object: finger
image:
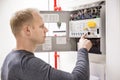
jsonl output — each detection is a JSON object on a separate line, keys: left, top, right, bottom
{"left": 81, "top": 33, "right": 87, "bottom": 39}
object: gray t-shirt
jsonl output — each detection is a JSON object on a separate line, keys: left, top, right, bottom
{"left": 1, "top": 48, "right": 89, "bottom": 80}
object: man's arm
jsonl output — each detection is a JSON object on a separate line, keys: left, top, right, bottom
{"left": 49, "top": 35, "right": 92, "bottom": 80}
{"left": 49, "top": 48, "right": 89, "bottom": 80}
{"left": 23, "top": 48, "right": 90, "bottom": 80}
{"left": 23, "top": 35, "right": 92, "bottom": 80}
{"left": 72, "top": 48, "right": 89, "bottom": 80}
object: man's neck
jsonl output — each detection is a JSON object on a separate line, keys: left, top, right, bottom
{"left": 16, "top": 38, "right": 36, "bottom": 53}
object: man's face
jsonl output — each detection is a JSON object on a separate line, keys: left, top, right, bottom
{"left": 30, "top": 12, "right": 48, "bottom": 44}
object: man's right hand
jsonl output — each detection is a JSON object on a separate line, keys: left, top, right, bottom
{"left": 77, "top": 34, "right": 92, "bottom": 51}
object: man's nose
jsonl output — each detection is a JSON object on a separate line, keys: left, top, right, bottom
{"left": 45, "top": 27, "right": 48, "bottom": 32}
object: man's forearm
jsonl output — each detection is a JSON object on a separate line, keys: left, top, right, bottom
{"left": 72, "top": 48, "right": 89, "bottom": 80}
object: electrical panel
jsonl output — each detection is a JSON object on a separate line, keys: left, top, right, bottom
{"left": 69, "top": 2, "right": 106, "bottom": 54}
{"left": 69, "top": 18, "right": 101, "bottom": 38}
{"left": 35, "top": 1, "right": 105, "bottom": 54}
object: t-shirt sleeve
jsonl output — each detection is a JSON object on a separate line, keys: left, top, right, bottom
{"left": 22, "top": 48, "right": 89, "bottom": 80}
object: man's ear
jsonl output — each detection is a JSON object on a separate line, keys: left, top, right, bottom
{"left": 23, "top": 25, "right": 31, "bottom": 36}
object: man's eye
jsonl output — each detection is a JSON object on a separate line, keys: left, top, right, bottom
{"left": 39, "top": 24, "right": 44, "bottom": 28}
{"left": 39, "top": 26, "right": 41, "bottom": 28}
{"left": 42, "top": 26, "right": 44, "bottom": 28}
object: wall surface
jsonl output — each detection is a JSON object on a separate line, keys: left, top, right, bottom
{"left": 106, "top": 0, "right": 120, "bottom": 80}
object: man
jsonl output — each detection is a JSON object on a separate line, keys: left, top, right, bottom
{"left": 1, "top": 8, "right": 92, "bottom": 80}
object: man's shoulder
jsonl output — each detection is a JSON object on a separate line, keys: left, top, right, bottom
{"left": 4, "top": 50, "right": 34, "bottom": 67}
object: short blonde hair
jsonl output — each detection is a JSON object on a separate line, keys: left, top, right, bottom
{"left": 10, "top": 8, "right": 39, "bottom": 37}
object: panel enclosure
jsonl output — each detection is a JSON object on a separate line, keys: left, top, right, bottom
{"left": 35, "top": 1, "right": 105, "bottom": 54}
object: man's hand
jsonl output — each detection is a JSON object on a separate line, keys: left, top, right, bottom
{"left": 77, "top": 34, "right": 92, "bottom": 51}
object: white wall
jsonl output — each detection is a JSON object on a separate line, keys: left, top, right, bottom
{"left": 106, "top": 0, "right": 120, "bottom": 80}
{"left": 49, "top": 51, "right": 77, "bottom": 73}
{"left": 0, "top": 0, "right": 49, "bottom": 74}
